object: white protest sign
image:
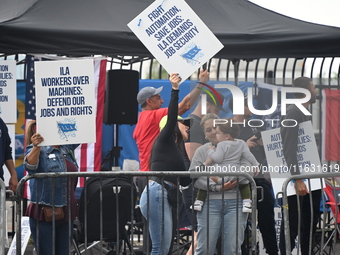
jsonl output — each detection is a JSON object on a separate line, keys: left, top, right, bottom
{"left": 3, "top": 124, "right": 15, "bottom": 186}
{"left": 35, "top": 59, "right": 96, "bottom": 146}
{"left": 262, "top": 121, "right": 323, "bottom": 196}
{"left": 0, "top": 60, "right": 16, "bottom": 123}
{"left": 7, "top": 216, "right": 31, "bottom": 255}
{"left": 128, "top": 0, "right": 224, "bottom": 82}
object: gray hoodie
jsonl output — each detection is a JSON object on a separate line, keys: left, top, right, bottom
{"left": 189, "top": 142, "right": 243, "bottom": 200}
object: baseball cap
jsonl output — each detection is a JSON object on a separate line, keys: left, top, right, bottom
{"left": 159, "top": 115, "right": 192, "bottom": 131}
{"left": 203, "top": 91, "right": 228, "bottom": 113}
{"left": 137, "top": 86, "right": 163, "bottom": 105}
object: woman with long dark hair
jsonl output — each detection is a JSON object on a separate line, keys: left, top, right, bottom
{"left": 24, "top": 120, "right": 79, "bottom": 255}
{"left": 139, "top": 73, "right": 192, "bottom": 255}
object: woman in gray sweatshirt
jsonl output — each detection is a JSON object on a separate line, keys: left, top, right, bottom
{"left": 189, "top": 114, "right": 248, "bottom": 255}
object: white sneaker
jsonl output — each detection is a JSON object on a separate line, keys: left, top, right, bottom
{"left": 190, "top": 200, "right": 204, "bottom": 211}
{"left": 242, "top": 200, "right": 252, "bottom": 213}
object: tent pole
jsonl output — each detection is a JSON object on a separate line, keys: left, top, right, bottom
{"left": 232, "top": 59, "right": 240, "bottom": 87}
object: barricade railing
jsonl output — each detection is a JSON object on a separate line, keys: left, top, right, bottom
{"left": 14, "top": 171, "right": 257, "bottom": 255}
{"left": 0, "top": 179, "right": 6, "bottom": 255}
{"left": 279, "top": 172, "right": 340, "bottom": 255}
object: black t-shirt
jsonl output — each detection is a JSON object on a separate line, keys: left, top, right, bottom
{"left": 185, "top": 113, "right": 207, "bottom": 145}
{"left": 0, "top": 117, "right": 12, "bottom": 180}
{"left": 150, "top": 89, "right": 191, "bottom": 186}
{"left": 280, "top": 104, "right": 311, "bottom": 175}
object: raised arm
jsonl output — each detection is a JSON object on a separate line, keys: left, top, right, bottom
{"left": 178, "top": 69, "right": 209, "bottom": 115}
{"left": 160, "top": 74, "right": 181, "bottom": 138}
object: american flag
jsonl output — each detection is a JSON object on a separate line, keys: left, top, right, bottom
{"left": 25, "top": 55, "right": 37, "bottom": 124}
{"left": 74, "top": 57, "right": 107, "bottom": 187}
{"left": 322, "top": 89, "right": 340, "bottom": 161}
{"left": 24, "top": 55, "right": 107, "bottom": 190}
{"left": 23, "top": 55, "right": 39, "bottom": 198}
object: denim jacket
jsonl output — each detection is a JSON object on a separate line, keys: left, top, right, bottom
{"left": 24, "top": 144, "right": 79, "bottom": 206}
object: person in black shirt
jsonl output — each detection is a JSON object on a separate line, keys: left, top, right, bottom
{"left": 139, "top": 73, "right": 192, "bottom": 255}
{"left": 0, "top": 117, "right": 18, "bottom": 191}
{"left": 279, "top": 77, "right": 320, "bottom": 255}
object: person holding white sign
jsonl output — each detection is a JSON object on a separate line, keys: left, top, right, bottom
{"left": 23, "top": 120, "right": 79, "bottom": 255}
{"left": 134, "top": 69, "right": 208, "bottom": 254}
{"left": 139, "top": 73, "right": 192, "bottom": 255}
{"left": 279, "top": 77, "right": 321, "bottom": 255}
{"left": 0, "top": 117, "right": 18, "bottom": 191}
{"left": 134, "top": 69, "right": 209, "bottom": 173}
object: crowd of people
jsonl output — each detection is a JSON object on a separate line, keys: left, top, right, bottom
{"left": 134, "top": 72, "right": 319, "bottom": 255}
{"left": 2, "top": 71, "right": 321, "bottom": 255}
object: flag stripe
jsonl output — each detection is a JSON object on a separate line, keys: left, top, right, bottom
{"left": 321, "top": 90, "right": 326, "bottom": 161}
{"left": 95, "top": 59, "right": 107, "bottom": 170}
{"left": 76, "top": 58, "right": 107, "bottom": 187}
{"left": 23, "top": 55, "right": 39, "bottom": 199}
{"left": 322, "top": 89, "right": 340, "bottom": 161}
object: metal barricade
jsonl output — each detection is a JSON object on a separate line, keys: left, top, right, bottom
{"left": 279, "top": 172, "right": 340, "bottom": 255}
{"left": 14, "top": 171, "right": 258, "bottom": 255}
{"left": 0, "top": 179, "right": 6, "bottom": 255}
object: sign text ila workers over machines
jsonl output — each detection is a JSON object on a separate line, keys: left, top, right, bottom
{"left": 35, "top": 59, "right": 96, "bottom": 146}
{"left": 128, "top": 0, "right": 224, "bottom": 82}
{"left": 261, "top": 121, "right": 323, "bottom": 196}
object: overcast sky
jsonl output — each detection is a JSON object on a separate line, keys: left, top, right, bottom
{"left": 249, "top": 0, "right": 340, "bottom": 27}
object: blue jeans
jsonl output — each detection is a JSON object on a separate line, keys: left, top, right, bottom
{"left": 195, "top": 199, "right": 248, "bottom": 255}
{"left": 140, "top": 181, "right": 173, "bottom": 255}
{"left": 29, "top": 218, "right": 71, "bottom": 255}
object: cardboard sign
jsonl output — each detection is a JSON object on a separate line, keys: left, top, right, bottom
{"left": 7, "top": 216, "right": 31, "bottom": 255}
{"left": 35, "top": 59, "right": 96, "bottom": 146}
{"left": 128, "top": 0, "right": 224, "bottom": 82}
{"left": 0, "top": 60, "right": 16, "bottom": 123}
{"left": 262, "top": 121, "right": 323, "bottom": 196}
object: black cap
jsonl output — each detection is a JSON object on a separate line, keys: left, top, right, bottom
{"left": 178, "top": 117, "right": 192, "bottom": 127}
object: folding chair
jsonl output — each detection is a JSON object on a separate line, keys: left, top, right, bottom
{"left": 73, "top": 176, "right": 137, "bottom": 254}
{"left": 312, "top": 178, "right": 340, "bottom": 255}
